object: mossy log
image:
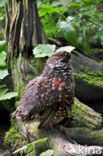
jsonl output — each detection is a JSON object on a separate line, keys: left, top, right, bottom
{"left": 16, "top": 98, "right": 103, "bottom": 156}
{"left": 61, "top": 127, "right": 103, "bottom": 146}
{"left": 71, "top": 50, "right": 103, "bottom": 101}
{"left": 69, "top": 98, "right": 103, "bottom": 129}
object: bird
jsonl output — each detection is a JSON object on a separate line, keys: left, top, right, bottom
{"left": 12, "top": 51, "right": 75, "bottom": 128}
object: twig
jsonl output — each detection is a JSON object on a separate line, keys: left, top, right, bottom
{"left": 94, "top": 0, "right": 103, "bottom": 13}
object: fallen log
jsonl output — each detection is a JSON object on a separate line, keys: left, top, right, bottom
{"left": 61, "top": 127, "right": 103, "bottom": 146}
{"left": 71, "top": 50, "right": 103, "bottom": 101}
{"left": 68, "top": 98, "right": 103, "bottom": 129}
{"left": 16, "top": 98, "right": 103, "bottom": 156}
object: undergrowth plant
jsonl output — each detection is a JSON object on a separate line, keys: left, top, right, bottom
{"left": 38, "top": 4, "right": 67, "bottom": 37}
{"left": 0, "top": 41, "right": 18, "bottom": 111}
{"left": 0, "top": 1, "right": 6, "bottom": 40}
{"left": 13, "top": 138, "right": 54, "bottom": 156}
{"left": 38, "top": 0, "right": 103, "bottom": 52}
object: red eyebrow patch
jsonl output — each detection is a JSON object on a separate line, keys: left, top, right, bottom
{"left": 53, "top": 80, "right": 60, "bottom": 87}
{"left": 60, "top": 52, "right": 65, "bottom": 55}
{"left": 59, "top": 82, "right": 66, "bottom": 88}
{"left": 59, "top": 83, "right": 65, "bottom": 88}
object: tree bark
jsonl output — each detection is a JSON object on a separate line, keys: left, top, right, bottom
{"left": 5, "top": 0, "right": 47, "bottom": 93}
{"left": 5, "top": 0, "right": 47, "bottom": 58}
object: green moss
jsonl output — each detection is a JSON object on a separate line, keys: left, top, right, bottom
{"left": 4, "top": 56, "right": 46, "bottom": 149}
{"left": 100, "top": 61, "right": 103, "bottom": 65}
{"left": 91, "top": 48, "right": 103, "bottom": 53}
{"left": 68, "top": 98, "right": 88, "bottom": 118}
{"left": 92, "top": 129, "right": 103, "bottom": 139}
{"left": 74, "top": 66, "right": 103, "bottom": 87}
{"left": 11, "top": 56, "right": 45, "bottom": 98}
{"left": 15, "top": 100, "right": 20, "bottom": 108}
{"left": 4, "top": 119, "right": 25, "bottom": 149}
{"left": 10, "top": 54, "right": 24, "bottom": 99}
{"left": 73, "top": 50, "right": 82, "bottom": 56}
{"left": 34, "top": 58, "right": 45, "bottom": 75}
{"left": 28, "top": 120, "right": 40, "bottom": 136}
{"left": 68, "top": 98, "right": 100, "bottom": 128}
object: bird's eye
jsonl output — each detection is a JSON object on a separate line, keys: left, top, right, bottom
{"left": 60, "top": 52, "right": 65, "bottom": 55}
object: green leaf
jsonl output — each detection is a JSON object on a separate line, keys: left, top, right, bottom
{"left": 59, "top": 6, "right": 67, "bottom": 12}
{"left": 39, "top": 9, "right": 48, "bottom": 17}
{"left": 26, "top": 144, "right": 34, "bottom": 154}
{"left": 13, "top": 145, "right": 27, "bottom": 154}
{"left": 56, "top": 46, "right": 75, "bottom": 53}
{"left": 13, "top": 138, "right": 47, "bottom": 155}
{"left": 0, "top": 86, "right": 18, "bottom": 101}
{"left": 40, "top": 149, "right": 54, "bottom": 156}
{"left": 64, "top": 23, "right": 77, "bottom": 45}
{"left": 57, "top": 21, "right": 78, "bottom": 46}
{"left": 39, "top": 4, "right": 60, "bottom": 17}
{"left": 70, "top": 2, "right": 81, "bottom": 7}
{"left": 0, "top": 51, "right": 6, "bottom": 67}
{"left": 0, "top": 92, "right": 18, "bottom": 101}
{"left": 95, "top": 0, "right": 99, "bottom": 3}
{"left": 44, "top": 23, "right": 56, "bottom": 37}
{"left": 0, "top": 0, "right": 6, "bottom": 7}
{"left": 0, "top": 69, "right": 8, "bottom": 79}
{"left": 66, "top": 16, "right": 74, "bottom": 22}
{"left": 0, "top": 88, "right": 8, "bottom": 94}
{"left": 32, "top": 138, "right": 47, "bottom": 144}
{"left": 40, "top": 4, "right": 53, "bottom": 10}
{"left": 51, "top": 7, "right": 59, "bottom": 13}
{"left": 0, "top": 40, "right": 6, "bottom": 52}
{"left": 33, "top": 44, "right": 56, "bottom": 58}
{"left": 39, "top": 4, "right": 53, "bottom": 17}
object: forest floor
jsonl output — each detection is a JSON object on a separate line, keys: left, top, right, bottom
{"left": 0, "top": 124, "right": 10, "bottom": 156}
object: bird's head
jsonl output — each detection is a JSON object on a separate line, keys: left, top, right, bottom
{"left": 43, "top": 51, "right": 72, "bottom": 76}
{"left": 54, "top": 51, "right": 71, "bottom": 62}
{"left": 48, "top": 51, "right": 71, "bottom": 65}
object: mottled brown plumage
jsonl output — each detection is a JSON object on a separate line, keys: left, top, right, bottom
{"left": 12, "top": 51, "right": 75, "bottom": 128}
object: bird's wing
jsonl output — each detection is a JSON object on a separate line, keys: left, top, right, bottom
{"left": 13, "top": 76, "right": 44, "bottom": 119}
{"left": 37, "top": 76, "right": 68, "bottom": 108}
{"left": 13, "top": 76, "right": 68, "bottom": 119}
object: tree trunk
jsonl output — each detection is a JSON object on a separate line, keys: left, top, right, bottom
{"left": 5, "top": 0, "right": 47, "bottom": 93}
{"left": 5, "top": 0, "right": 47, "bottom": 58}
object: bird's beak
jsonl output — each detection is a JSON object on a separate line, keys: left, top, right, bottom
{"left": 66, "top": 53, "right": 71, "bottom": 59}
{"left": 62, "top": 53, "right": 71, "bottom": 62}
